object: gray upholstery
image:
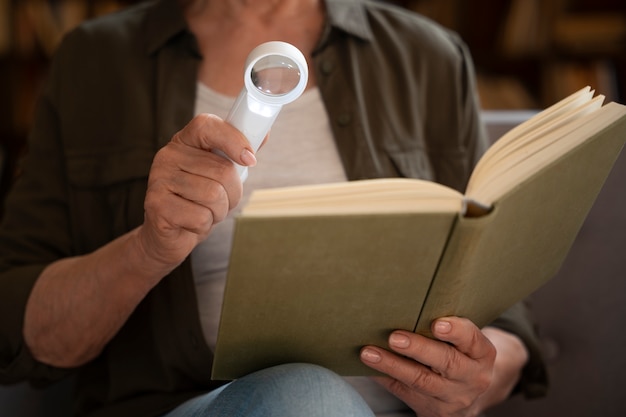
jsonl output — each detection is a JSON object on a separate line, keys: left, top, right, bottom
{"left": 486, "top": 112, "right": 626, "bottom": 416}
{"left": 1, "top": 112, "right": 625, "bottom": 416}
{"left": 0, "top": 378, "right": 73, "bottom": 417}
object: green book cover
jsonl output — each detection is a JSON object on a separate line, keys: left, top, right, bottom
{"left": 212, "top": 93, "right": 626, "bottom": 380}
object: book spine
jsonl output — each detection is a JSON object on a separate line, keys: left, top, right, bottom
{"left": 414, "top": 214, "right": 491, "bottom": 337}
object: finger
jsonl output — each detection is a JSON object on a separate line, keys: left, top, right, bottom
{"left": 169, "top": 173, "right": 232, "bottom": 223}
{"left": 385, "top": 330, "right": 460, "bottom": 377}
{"left": 163, "top": 142, "right": 243, "bottom": 210}
{"left": 173, "top": 113, "right": 257, "bottom": 167}
{"left": 376, "top": 329, "right": 488, "bottom": 382}
{"left": 360, "top": 345, "right": 446, "bottom": 397}
{"left": 142, "top": 190, "right": 217, "bottom": 266}
{"left": 145, "top": 178, "right": 229, "bottom": 236}
{"left": 432, "top": 317, "right": 496, "bottom": 363}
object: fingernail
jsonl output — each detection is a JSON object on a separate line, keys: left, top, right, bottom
{"left": 240, "top": 149, "right": 257, "bottom": 167}
{"left": 434, "top": 320, "right": 452, "bottom": 334}
{"left": 360, "top": 348, "right": 382, "bottom": 363}
{"left": 389, "top": 332, "right": 410, "bottom": 348}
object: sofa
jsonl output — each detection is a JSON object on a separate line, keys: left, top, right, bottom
{"left": 484, "top": 112, "right": 626, "bottom": 416}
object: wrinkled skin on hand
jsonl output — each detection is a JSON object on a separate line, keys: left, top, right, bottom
{"left": 361, "top": 316, "right": 526, "bottom": 417}
{"left": 140, "top": 113, "right": 255, "bottom": 269}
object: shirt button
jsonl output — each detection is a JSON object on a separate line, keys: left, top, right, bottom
{"left": 337, "top": 113, "right": 352, "bottom": 126}
{"left": 320, "top": 60, "right": 334, "bottom": 75}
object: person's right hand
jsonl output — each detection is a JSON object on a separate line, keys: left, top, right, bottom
{"left": 139, "top": 113, "right": 256, "bottom": 270}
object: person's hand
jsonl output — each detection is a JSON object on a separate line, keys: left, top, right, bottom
{"left": 139, "top": 113, "right": 256, "bottom": 270}
{"left": 360, "top": 317, "right": 526, "bottom": 417}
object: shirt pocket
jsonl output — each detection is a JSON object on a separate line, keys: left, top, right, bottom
{"left": 386, "top": 145, "right": 471, "bottom": 192}
{"left": 65, "top": 147, "right": 155, "bottom": 253}
{"left": 385, "top": 146, "right": 436, "bottom": 182}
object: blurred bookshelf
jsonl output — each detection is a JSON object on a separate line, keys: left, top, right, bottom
{"left": 394, "top": 0, "right": 626, "bottom": 110}
{"left": 1, "top": 0, "right": 625, "bottom": 212}
{"left": 0, "top": 0, "right": 140, "bottom": 215}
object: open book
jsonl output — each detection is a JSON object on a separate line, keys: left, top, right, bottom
{"left": 212, "top": 87, "right": 626, "bottom": 379}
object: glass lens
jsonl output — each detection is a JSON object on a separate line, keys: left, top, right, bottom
{"left": 250, "top": 55, "right": 302, "bottom": 96}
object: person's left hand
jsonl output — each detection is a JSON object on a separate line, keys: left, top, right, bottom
{"left": 359, "top": 317, "right": 498, "bottom": 417}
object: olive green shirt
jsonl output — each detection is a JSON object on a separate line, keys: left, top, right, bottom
{"left": 0, "top": 0, "right": 547, "bottom": 416}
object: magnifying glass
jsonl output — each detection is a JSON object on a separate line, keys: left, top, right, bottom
{"left": 224, "top": 41, "right": 309, "bottom": 181}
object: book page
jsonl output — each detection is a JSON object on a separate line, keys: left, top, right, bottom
{"left": 241, "top": 178, "right": 464, "bottom": 216}
{"left": 467, "top": 95, "right": 605, "bottom": 201}
{"left": 469, "top": 86, "right": 595, "bottom": 189}
{"left": 480, "top": 95, "right": 604, "bottom": 168}
{"left": 469, "top": 102, "right": 626, "bottom": 204}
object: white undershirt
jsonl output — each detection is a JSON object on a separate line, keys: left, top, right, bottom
{"left": 191, "top": 83, "right": 409, "bottom": 415}
{"left": 191, "top": 83, "right": 346, "bottom": 352}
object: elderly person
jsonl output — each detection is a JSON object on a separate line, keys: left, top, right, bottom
{"left": 0, "top": 1, "right": 546, "bottom": 416}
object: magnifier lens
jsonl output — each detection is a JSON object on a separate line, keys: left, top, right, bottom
{"left": 250, "top": 55, "right": 302, "bottom": 96}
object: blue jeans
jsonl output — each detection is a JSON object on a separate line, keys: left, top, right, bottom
{"left": 162, "top": 363, "right": 376, "bottom": 417}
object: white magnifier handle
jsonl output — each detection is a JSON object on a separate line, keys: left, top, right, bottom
{"left": 222, "top": 41, "right": 308, "bottom": 181}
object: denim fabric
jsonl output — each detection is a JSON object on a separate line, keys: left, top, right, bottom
{"left": 162, "top": 363, "right": 375, "bottom": 417}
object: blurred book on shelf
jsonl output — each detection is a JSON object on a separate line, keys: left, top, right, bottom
{"left": 0, "top": 0, "right": 138, "bottom": 216}
{"left": 552, "top": 13, "right": 626, "bottom": 55}
{"left": 476, "top": 75, "right": 537, "bottom": 110}
{"left": 0, "top": 0, "right": 9, "bottom": 55}
{"left": 405, "top": 0, "right": 626, "bottom": 110}
{"left": 543, "top": 60, "right": 620, "bottom": 107}
{"left": 499, "top": 0, "right": 551, "bottom": 58}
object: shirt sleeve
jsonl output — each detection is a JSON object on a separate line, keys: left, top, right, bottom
{"left": 0, "top": 58, "right": 76, "bottom": 385}
{"left": 489, "top": 302, "right": 549, "bottom": 398}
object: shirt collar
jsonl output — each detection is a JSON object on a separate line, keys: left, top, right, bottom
{"left": 142, "top": 0, "right": 193, "bottom": 55}
{"left": 324, "top": 0, "right": 373, "bottom": 41}
{"left": 141, "top": 0, "right": 373, "bottom": 55}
